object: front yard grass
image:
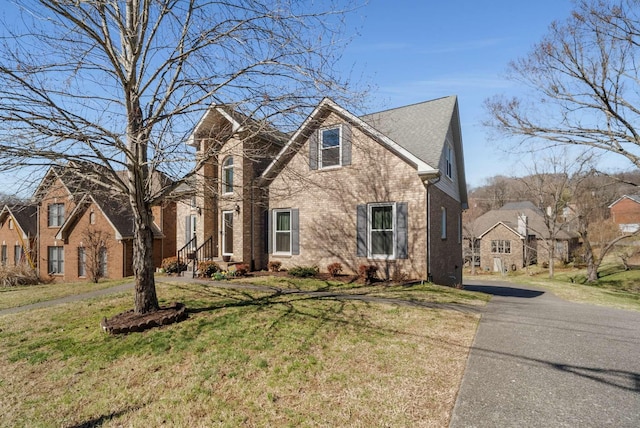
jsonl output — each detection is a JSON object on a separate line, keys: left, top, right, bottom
{"left": 0, "top": 279, "right": 485, "bottom": 427}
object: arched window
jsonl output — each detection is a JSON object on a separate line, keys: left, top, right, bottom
{"left": 222, "top": 156, "right": 234, "bottom": 194}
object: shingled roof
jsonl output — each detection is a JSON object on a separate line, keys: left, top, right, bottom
{"left": 360, "top": 96, "right": 462, "bottom": 172}
{"left": 0, "top": 204, "right": 37, "bottom": 237}
{"left": 472, "top": 201, "right": 576, "bottom": 240}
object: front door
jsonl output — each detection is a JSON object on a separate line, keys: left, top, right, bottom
{"left": 493, "top": 257, "right": 503, "bottom": 273}
{"left": 222, "top": 211, "right": 234, "bottom": 256}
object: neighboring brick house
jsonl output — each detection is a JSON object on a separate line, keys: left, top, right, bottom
{"left": 33, "top": 165, "right": 176, "bottom": 281}
{"left": 0, "top": 204, "right": 38, "bottom": 268}
{"left": 189, "top": 96, "right": 468, "bottom": 285}
{"left": 468, "top": 201, "right": 579, "bottom": 272}
{"left": 608, "top": 195, "right": 640, "bottom": 232}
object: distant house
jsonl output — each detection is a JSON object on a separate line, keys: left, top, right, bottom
{"left": 32, "top": 165, "right": 176, "bottom": 281}
{"left": 187, "top": 96, "right": 468, "bottom": 285}
{"left": 0, "top": 204, "right": 38, "bottom": 268}
{"left": 608, "top": 195, "right": 640, "bottom": 232}
{"left": 467, "top": 201, "right": 579, "bottom": 272}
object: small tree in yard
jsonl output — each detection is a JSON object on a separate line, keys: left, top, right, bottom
{"left": 81, "top": 229, "right": 111, "bottom": 284}
{"left": 0, "top": 1, "right": 360, "bottom": 315}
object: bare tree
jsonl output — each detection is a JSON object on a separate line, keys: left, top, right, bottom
{"left": 572, "top": 172, "right": 639, "bottom": 282}
{"left": 485, "top": 0, "right": 640, "bottom": 173}
{"left": 0, "top": 1, "right": 360, "bottom": 314}
{"left": 80, "top": 228, "right": 112, "bottom": 283}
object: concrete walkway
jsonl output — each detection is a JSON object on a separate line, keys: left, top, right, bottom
{"left": 450, "top": 279, "right": 640, "bottom": 428}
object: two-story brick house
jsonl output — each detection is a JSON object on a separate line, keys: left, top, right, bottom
{"left": 0, "top": 204, "right": 38, "bottom": 268}
{"left": 32, "top": 165, "right": 176, "bottom": 281}
{"left": 189, "top": 96, "right": 467, "bottom": 285}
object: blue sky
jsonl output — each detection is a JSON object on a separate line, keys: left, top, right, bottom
{"left": 0, "top": 0, "right": 577, "bottom": 196}
{"left": 339, "top": 0, "right": 575, "bottom": 188}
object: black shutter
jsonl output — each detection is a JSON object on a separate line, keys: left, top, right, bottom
{"left": 267, "top": 210, "right": 273, "bottom": 254}
{"left": 291, "top": 208, "right": 300, "bottom": 255}
{"left": 396, "top": 202, "right": 408, "bottom": 259}
{"left": 308, "top": 131, "right": 318, "bottom": 170}
{"left": 356, "top": 204, "right": 367, "bottom": 257}
{"left": 342, "top": 123, "right": 352, "bottom": 166}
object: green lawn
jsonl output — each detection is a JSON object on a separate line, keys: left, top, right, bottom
{"left": 0, "top": 279, "right": 485, "bottom": 427}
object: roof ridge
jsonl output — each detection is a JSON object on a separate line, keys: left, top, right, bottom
{"left": 360, "top": 95, "right": 456, "bottom": 117}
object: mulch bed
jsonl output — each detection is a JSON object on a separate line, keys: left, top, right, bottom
{"left": 101, "top": 302, "right": 187, "bottom": 335}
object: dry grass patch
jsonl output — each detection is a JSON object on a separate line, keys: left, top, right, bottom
{"left": 0, "top": 281, "right": 482, "bottom": 427}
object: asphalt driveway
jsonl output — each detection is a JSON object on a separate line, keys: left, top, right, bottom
{"left": 450, "top": 279, "right": 640, "bottom": 427}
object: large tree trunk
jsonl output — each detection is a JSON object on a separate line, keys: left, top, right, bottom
{"left": 132, "top": 202, "right": 159, "bottom": 314}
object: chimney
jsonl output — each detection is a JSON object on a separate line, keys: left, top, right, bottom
{"left": 518, "top": 214, "right": 527, "bottom": 236}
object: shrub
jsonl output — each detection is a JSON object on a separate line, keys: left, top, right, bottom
{"left": 198, "top": 260, "right": 220, "bottom": 277}
{"left": 358, "top": 264, "right": 378, "bottom": 284}
{"left": 234, "top": 263, "right": 248, "bottom": 277}
{"left": 288, "top": 265, "right": 319, "bottom": 278}
{"left": 0, "top": 265, "right": 42, "bottom": 287}
{"left": 327, "top": 262, "right": 343, "bottom": 277}
{"left": 161, "top": 257, "right": 187, "bottom": 274}
{"left": 268, "top": 261, "right": 282, "bottom": 272}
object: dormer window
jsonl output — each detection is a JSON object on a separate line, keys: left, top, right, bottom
{"left": 320, "top": 127, "right": 341, "bottom": 168}
{"left": 222, "top": 156, "right": 234, "bottom": 194}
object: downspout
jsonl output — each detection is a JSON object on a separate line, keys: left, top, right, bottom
{"left": 419, "top": 171, "right": 440, "bottom": 282}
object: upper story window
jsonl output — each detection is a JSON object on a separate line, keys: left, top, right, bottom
{"left": 445, "top": 144, "right": 454, "bottom": 179}
{"left": 320, "top": 127, "right": 341, "bottom": 168}
{"left": 8, "top": 218, "right": 14, "bottom": 229}
{"left": 89, "top": 211, "right": 96, "bottom": 225}
{"left": 222, "top": 156, "right": 234, "bottom": 194}
{"left": 48, "top": 203, "right": 65, "bottom": 227}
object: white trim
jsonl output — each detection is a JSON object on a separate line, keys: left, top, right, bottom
{"left": 273, "top": 209, "right": 292, "bottom": 256}
{"left": 319, "top": 125, "right": 342, "bottom": 169}
{"left": 367, "top": 202, "right": 396, "bottom": 259}
{"left": 222, "top": 156, "right": 234, "bottom": 195}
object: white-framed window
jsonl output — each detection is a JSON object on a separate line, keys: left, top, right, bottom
{"left": 320, "top": 127, "right": 341, "bottom": 169}
{"left": 273, "top": 209, "right": 292, "bottom": 255}
{"left": 99, "top": 247, "right": 108, "bottom": 277}
{"left": 445, "top": 144, "right": 453, "bottom": 179}
{"left": 1, "top": 245, "right": 6, "bottom": 266}
{"left": 491, "top": 240, "right": 511, "bottom": 254}
{"left": 48, "top": 203, "right": 65, "bottom": 227}
{"left": 48, "top": 246, "right": 64, "bottom": 274}
{"left": 222, "top": 156, "right": 234, "bottom": 194}
{"left": 78, "top": 247, "right": 86, "bottom": 277}
{"left": 441, "top": 207, "right": 447, "bottom": 239}
{"left": 14, "top": 245, "right": 22, "bottom": 265}
{"left": 369, "top": 203, "right": 395, "bottom": 258}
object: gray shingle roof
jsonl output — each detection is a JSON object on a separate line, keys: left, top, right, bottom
{"left": 360, "top": 96, "right": 458, "bottom": 170}
{"left": 473, "top": 202, "right": 576, "bottom": 240}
